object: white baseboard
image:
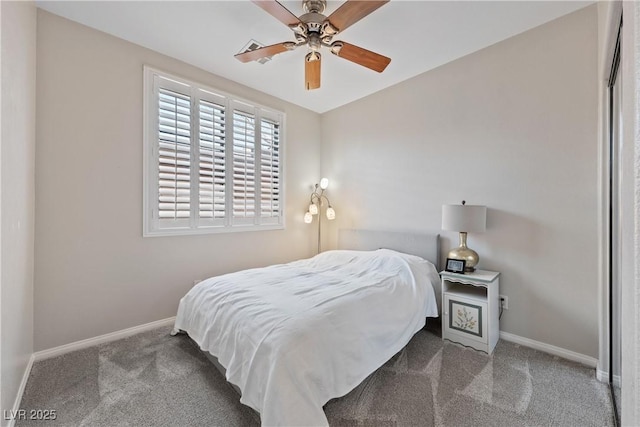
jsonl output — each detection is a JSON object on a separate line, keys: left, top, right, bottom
{"left": 499, "top": 331, "right": 598, "bottom": 368}
{"left": 613, "top": 374, "right": 621, "bottom": 387}
{"left": 6, "top": 354, "right": 35, "bottom": 427}
{"left": 596, "top": 368, "right": 621, "bottom": 386}
{"left": 597, "top": 368, "right": 608, "bottom": 383}
{"left": 33, "top": 317, "right": 176, "bottom": 362}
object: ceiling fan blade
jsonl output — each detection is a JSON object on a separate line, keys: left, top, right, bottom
{"left": 305, "top": 52, "right": 321, "bottom": 90}
{"left": 331, "top": 41, "right": 390, "bottom": 73}
{"left": 326, "top": 0, "right": 388, "bottom": 33}
{"left": 235, "top": 42, "right": 294, "bottom": 63}
{"left": 252, "top": 0, "right": 302, "bottom": 27}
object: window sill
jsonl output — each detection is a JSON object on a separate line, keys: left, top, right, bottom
{"left": 143, "top": 223, "right": 285, "bottom": 238}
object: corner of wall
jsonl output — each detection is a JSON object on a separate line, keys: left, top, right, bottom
{"left": 0, "top": 0, "right": 37, "bottom": 424}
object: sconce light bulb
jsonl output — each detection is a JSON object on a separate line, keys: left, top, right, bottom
{"left": 309, "top": 203, "right": 319, "bottom": 215}
{"left": 326, "top": 207, "right": 336, "bottom": 220}
{"left": 304, "top": 211, "right": 313, "bottom": 224}
{"left": 319, "top": 178, "right": 329, "bottom": 190}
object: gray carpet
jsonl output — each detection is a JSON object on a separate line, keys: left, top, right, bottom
{"left": 17, "top": 325, "right": 613, "bottom": 426}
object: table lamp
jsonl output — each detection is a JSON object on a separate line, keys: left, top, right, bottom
{"left": 442, "top": 201, "right": 487, "bottom": 272}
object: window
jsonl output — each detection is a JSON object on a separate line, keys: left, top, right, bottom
{"left": 144, "top": 67, "right": 284, "bottom": 236}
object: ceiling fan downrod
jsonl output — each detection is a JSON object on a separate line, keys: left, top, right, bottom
{"left": 303, "top": 0, "right": 326, "bottom": 14}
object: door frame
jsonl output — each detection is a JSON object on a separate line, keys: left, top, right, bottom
{"left": 597, "top": 2, "right": 640, "bottom": 425}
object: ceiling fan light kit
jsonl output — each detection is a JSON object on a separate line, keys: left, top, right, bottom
{"left": 236, "top": 0, "right": 391, "bottom": 90}
{"left": 305, "top": 52, "right": 321, "bottom": 90}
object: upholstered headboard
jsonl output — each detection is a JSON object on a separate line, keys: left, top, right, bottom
{"left": 338, "top": 229, "right": 440, "bottom": 269}
{"left": 338, "top": 229, "right": 441, "bottom": 315}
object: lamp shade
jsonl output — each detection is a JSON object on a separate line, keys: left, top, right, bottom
{"left": 326, "top": 207, "right": 336, "bottom": 220}
{"left": 304, "top": 211, "right": 313, "bottom": 224}
{"left": 442, "top": 204, "right": 486, "bottom": 232}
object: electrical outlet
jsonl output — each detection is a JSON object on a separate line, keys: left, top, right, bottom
{"left": 500, "top": 295, "right": 509, "bottom": 310}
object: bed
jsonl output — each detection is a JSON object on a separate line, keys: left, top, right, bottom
{"left": 172, "top": 229, "right": 440, "bottom": 426}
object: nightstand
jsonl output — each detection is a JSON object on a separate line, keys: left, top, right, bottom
{"left": 440, "top": 270, "right": 500, "bottom": 354}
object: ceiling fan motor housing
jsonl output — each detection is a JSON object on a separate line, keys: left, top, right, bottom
{"left": 298, "top": 11, "right": 336, "bottom": 48}
{"left": 299, "top": 13, "right": 325, "bottom": 33}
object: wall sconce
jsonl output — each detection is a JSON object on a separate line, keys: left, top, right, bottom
{"left": 305, "top": 178, "right": 336, "bottom": 253}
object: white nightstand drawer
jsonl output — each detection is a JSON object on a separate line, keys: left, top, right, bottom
{"left": 443, "top": 294, "right": 488, "bottom": 345}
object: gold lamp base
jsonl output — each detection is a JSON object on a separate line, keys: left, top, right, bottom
{"left": 447, "top": 232, "right": 479, "bottom": 272}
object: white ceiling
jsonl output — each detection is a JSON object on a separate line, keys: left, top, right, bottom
{"left": 36, "top": 0, "right": 592, "bottom": 113}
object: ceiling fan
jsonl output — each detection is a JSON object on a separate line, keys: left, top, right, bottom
{"left": 235, "top": 0, "right": 391, "bottom": 90}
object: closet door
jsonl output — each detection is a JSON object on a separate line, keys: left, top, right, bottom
{"left": 607, "top": 17, "right": 622, "bottom": 425}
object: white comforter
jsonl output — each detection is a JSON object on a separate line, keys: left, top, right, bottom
{"left": 174, "top": 249, "right": 439, "bottom": 426}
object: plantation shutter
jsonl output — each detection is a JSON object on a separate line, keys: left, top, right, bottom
{"left": 145, "top": 67, "right": 284, "bottom": 236}
{"left": 260, "top": 116, "right": 281, "bottom": 222}
{"left": 198, "top": 91, "right": 226, "bottom": 227}
{"left": 157, "top": 86, "right": 191, "bottom": 227}
{"left": 231, "top": 107, "right": 257, "bottom": 224}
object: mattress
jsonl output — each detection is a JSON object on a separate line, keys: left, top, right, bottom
{"left": 173, "top": 248, "right": 439, "bottom": 426}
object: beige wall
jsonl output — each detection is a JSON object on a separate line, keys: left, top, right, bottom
{"left": 1, "top": 0, "right": 36, "bottom": 422}
{"left": 34, "top": 11, "right": 321, "bottom": 351}
{"left": 321, "top": 6, "right": 599, "bottom": 357}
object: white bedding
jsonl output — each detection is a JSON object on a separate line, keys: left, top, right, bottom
{"left": 174, "top": 249, "right": 439, "bottom": 426}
